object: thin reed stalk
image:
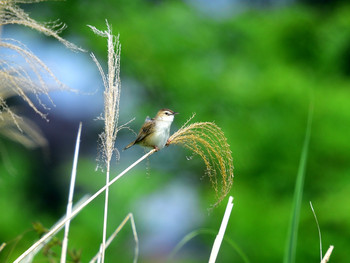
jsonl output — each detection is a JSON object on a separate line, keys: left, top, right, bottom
{"left": 321, "top": 245, "right": 334, "bottom": 263}
{"left": 102, "top": 167, "right": 110, "bottom": 263}
{"left": 209, "top": 196, "right": 234, "bottom": 263}
{"left": 90, "top": 213, "right": 139, "bottom": 263}
{"left": 13, "top": 149, "right": 156, "bottom": 263}
{"left": 309, "top": 201, "right": 323, "bottom": 261}
{"left": 0, "top": 243, "right": 5, "bottom": 253}
{"left": 309, "top": 202, "right": 334, "bottom": 263}
{"left": 61, "top": 122, "right": 82, "bottom": 263}
{"left": 19, "top": 196, "right": 90, "bottom": 263}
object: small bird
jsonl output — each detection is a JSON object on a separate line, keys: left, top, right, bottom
{"left": 124, "top": 108, "right": 178, "bottom": 151}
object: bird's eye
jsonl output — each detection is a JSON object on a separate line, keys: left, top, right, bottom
{"left": 165, "top": 111, "right": 170, "bottom": 115}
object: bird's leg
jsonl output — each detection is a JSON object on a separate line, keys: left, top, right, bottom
{"left": 165, "top": 138, "right": 172, "bottom": 147}
{"left": 153, "top": 146, "right": 160, "bottom": 152}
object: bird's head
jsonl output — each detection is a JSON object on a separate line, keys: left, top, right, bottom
{"left": 155, "top": 108, "right": 179, "bottom": 122}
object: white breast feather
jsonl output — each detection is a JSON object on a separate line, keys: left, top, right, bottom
{"left": 148, "top": 120, "right": 171, "bottom": 149}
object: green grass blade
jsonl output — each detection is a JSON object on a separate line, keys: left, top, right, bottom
{"left": 168, "top": 228, "right": 250, "bottom": 263}
{"left": 283, "top": 105, "right": 313, "bottom": 263}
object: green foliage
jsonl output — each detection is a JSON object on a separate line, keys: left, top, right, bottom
{"left": 284, "top": 106, "right": 313, "bottom": 263}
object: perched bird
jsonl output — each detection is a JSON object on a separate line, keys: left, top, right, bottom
{"left": 124, "top": 108, "right": 178, "bottom": 151}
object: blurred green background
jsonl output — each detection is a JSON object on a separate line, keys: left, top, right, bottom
{"left": 1, "top": 0, "right": 350, "bottom": 262}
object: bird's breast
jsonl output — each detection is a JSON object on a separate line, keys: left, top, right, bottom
{"left": 148, "top": 121, "right": 171, "bottom": 148}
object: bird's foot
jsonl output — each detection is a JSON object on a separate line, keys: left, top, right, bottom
{"left": 165, "top": 139, "right": 172, "bottom": 147}
{"left": 153, "top": 146, "right": 160, "bottom": 152}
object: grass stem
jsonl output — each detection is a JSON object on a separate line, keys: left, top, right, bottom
{"left": 13, "top": 149, "right": 156, "bottom": 263}
{"left": 321, "top": 245, "right": 334, "bottom": 263}
{"left": 61, "top": 122, "right": 82, "bottom": 263}
{"left": 90, "top": 213, "right": 138, "bottom": 263}
{"left": 209, "top": 196, "right": 234, "bottom": 263}
{"left": 309, "top": 201, "right": 322, "bottom": 261}
{"left": 101, "top": 164, "right": 110, "bottom": 263}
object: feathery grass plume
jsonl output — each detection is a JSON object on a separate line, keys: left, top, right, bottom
{"left": 88, "top": 20, "right": 122, "bottom": 263}
{"left": 0, "top": 39, "right": 60, "bottom": 119}
{"left": 0, "top": 0, "right": 85, "bottom": 52}
{"left": 168, "top": 114, "right": 234, "bottom": 207}
{"left": 0, "top": 111, "right": 47, "bottom": 148}
{"left": 0, "top": 0, "right": 84, "bottom": 148}
{"left": 88, "top": 22, "right": 121, "bottom": 168}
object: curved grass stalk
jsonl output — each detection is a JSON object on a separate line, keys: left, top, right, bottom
{"left": 309, "top": 201, "right": 323, "bottom": 261}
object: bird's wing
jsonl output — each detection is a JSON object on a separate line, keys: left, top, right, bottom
{"left": 134, "top": 120, "right": 155, "bottom": 143}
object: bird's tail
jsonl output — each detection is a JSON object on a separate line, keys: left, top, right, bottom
{"left": 123, "top": 141, "right": 135, "bottom": 150}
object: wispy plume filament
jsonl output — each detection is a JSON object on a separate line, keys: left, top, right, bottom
{"left": 168, "top": 114, "right": 234, "bottom": 207}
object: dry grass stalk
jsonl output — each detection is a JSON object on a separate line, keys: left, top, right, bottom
{"left": 13, "top": 149, "right": 156, "bottom": 263}
{"left": 209, "top": 196, "right": 234, "bottom": 262}
{"left": 90, "top": 213, "right": 139, "bottom": 263}
{"left": 0, "top": 242, "right": 6, "bottom": 253}
{"left": 88, "top": 21, "right": 122, "bottom": 263}
{"left": 61, "top": 123, "right": 82, "bottom": 263}
{"left": 168, "top": 114, "right": 234, "bottom": 207}
{"left": 320, "top": 245, "right": 334, "bottom": 263}
{"left": 14, "top": 196, "right": 90, "bottom": 263}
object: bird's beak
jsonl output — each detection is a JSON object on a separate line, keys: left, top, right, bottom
{"left": 173, "top": 112, "right": 179, "bottom": 115}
